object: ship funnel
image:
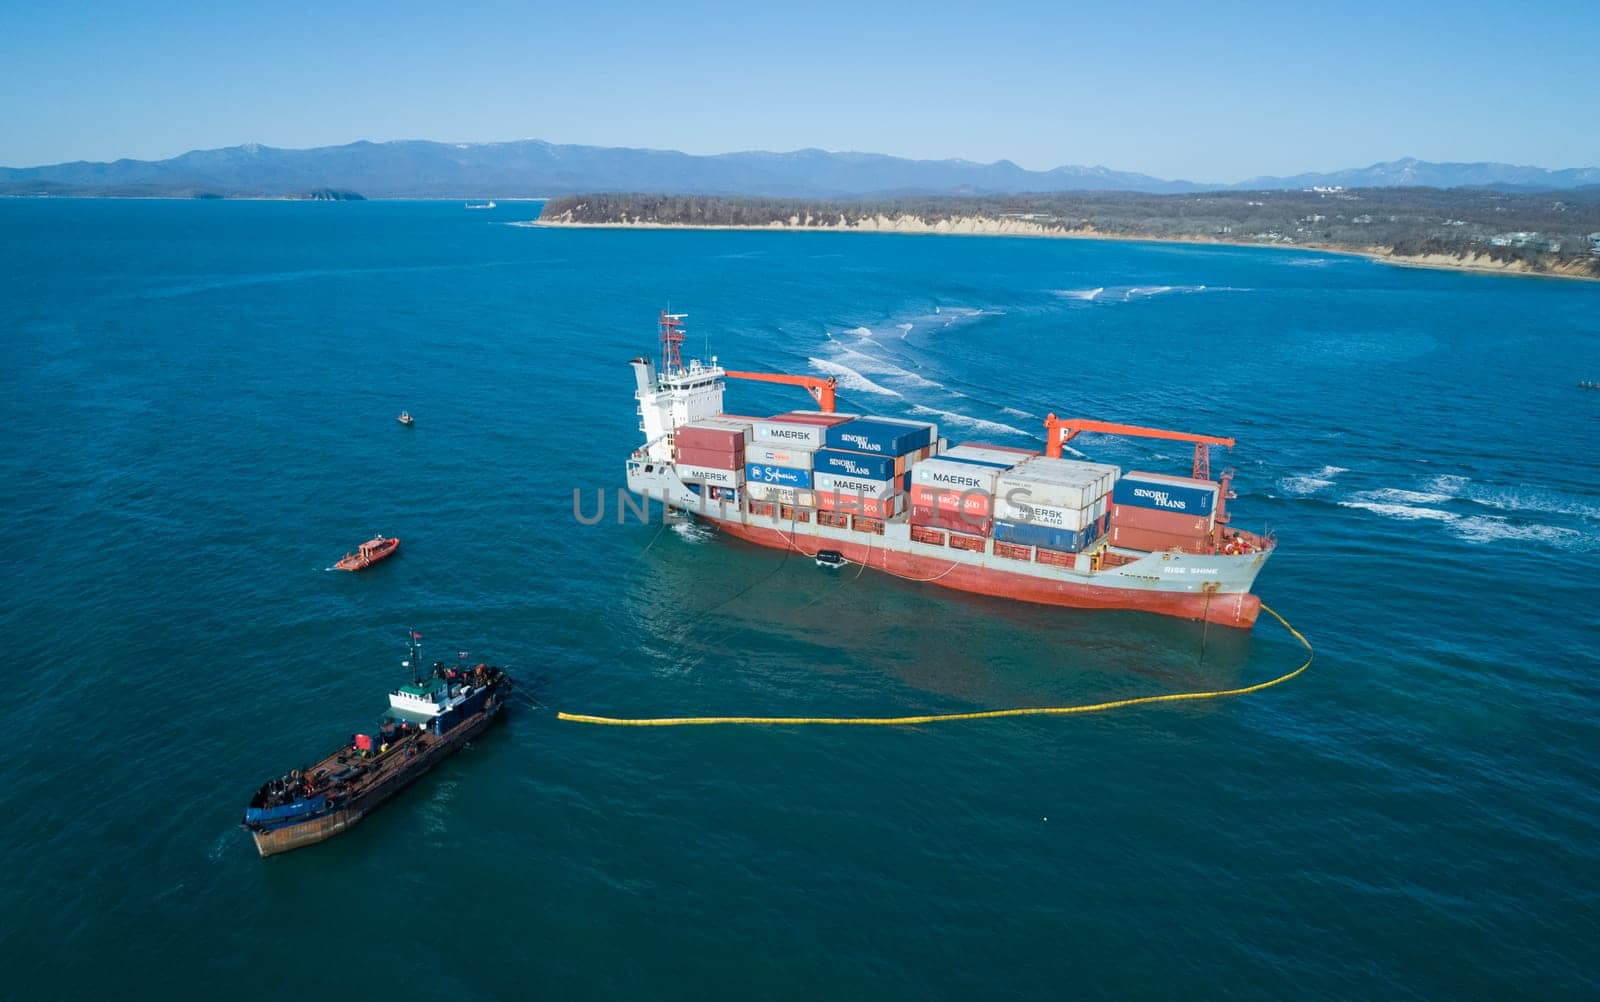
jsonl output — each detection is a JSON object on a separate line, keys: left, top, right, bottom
{"left": 630, "top": 356, "right": 659, "bottom": 395}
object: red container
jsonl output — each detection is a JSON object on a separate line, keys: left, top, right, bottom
{"left": 1110, "top": 504, "right": 1211, "bottom": 536}
{"left": 909, "top": 504, "right": 992, "bottom": 535}
{"left": 815, "top": 491, "right": 901, "bottom": 519}
{"left": 1110, "top": 524, "right": 1212, "bottom": 553}
{"left": 674, "top": 445, "right": 744, "bottom": 470}
{"left": 909, "top": 483, "right": 993, "bottom": 519}
{"left": 675, "top": 424, "right": 745, "bottom": 453}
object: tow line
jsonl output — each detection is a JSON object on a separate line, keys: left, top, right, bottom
{"left": 557, "top": 603, "right": 1311, "bottom": 728}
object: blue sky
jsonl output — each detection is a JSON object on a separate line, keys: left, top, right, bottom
{"left": 2, "top": 0, "right": 1595, "bottom": 180}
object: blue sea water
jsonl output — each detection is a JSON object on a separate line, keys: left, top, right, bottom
{"left": 2, "top": 199, "right": 1597, "bottom": 998}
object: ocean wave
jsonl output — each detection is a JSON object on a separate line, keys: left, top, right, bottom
{"left": 843, "top": 326, "right": 873, "bottom": 336}
{"left": 1056, "top": 287, "right": 1104, "bottom": 301}
{"left": 1338, "top": 495, "right": 1594, "bottom": 551}
{"left": 828, "top": 345, "right": 943, "bottom": 388}
{"left": 808, "top": 357, "right": 901, "bottom": 396}
{"left": 896, "top": 323, "right": 913, "bottom": 333}
{"left": 908, "top": 404, "right": 1031, "bottom": 439}
{"left": 1361, "top": 487, "right": 1455, "bottom": 505}
{"left": 1001, "top": 406, "right": 1036, "bottom": 419}
{"left": 1423, "top": 475, "right": 1600, "bottom": 522}
{"left": 1054, "top": 284, "right": 1246, "bottom": 305}
{"left": 1278, "top": 464, "right": 1349, "bottom": 496}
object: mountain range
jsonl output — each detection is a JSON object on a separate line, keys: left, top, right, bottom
{"left": 3, "top": 140, "right": 1598, "bottom": 198}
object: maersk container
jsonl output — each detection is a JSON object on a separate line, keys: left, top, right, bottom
{"left": 911, "top": 458, "right": 1000, "bottom": 494}
{"left": 812, "top": 471, "right": 896, "bottom": 499}
{"left": 1112, "top": 472, "right": 1218, "bottom": 518}
{"left": 677, "top": 464, "right": 744, "bottom": 488}
{"left": 993, "top": 495, "right": 1096, "bottom": 532}
{"left": 992, "top": 519, "right": 1093, "bottom": 554}
{"left": 744, "top": 463, "right": 813, "bottom": 488}
{"left": 813, "top": 448, "right": 896, "bottom": 481}
{"left": 996, "top": 458, "right": 1119, "bottom": 511}
{"left": 824, "top": 418, "right": 932, "bottom": 456}
{"left": 746, "top": 443, "right": 815, "bottom": 469}
{"left": 746, "top": 484, "right": 816, "bottom": 507}
{"left": 751, "top": 420, "right": 827, "bottom": 451}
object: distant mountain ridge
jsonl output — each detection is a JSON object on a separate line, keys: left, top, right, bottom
{"left": 3, "top": 140, "right": 1597, "bottom": 198}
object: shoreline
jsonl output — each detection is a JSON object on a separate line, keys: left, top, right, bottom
{"left": 531, "top": 218, "right": 1600, "bottom": 283}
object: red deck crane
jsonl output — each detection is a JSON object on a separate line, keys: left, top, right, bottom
{"left": 723, "top": 370, "right": 838, "bottom": 412}
{"left": 1044, "top": 414, "right": 1238, "bottom": 524}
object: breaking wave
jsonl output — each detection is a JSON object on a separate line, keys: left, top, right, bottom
{"left": 1338, "top": 490, "right": 1594, "bottom": 551}
{"left": 908, "top": 404, "right": 1032, "bottom": 439}
{"left": 843, "top": 326, "right": 873, "bottom": 336}
{"left": 1057, "top": 287, "right": 1104, "bottom": 301}
{"left": 828, "top": 345, "right": 943, "bottom": 388}
{"left": 1052, "top": 284, "right": 1246, "bottom": 304}
{"left": 808, "top": 357, "right": 901, "bottom": 397}
{"left": 1278, "top": 465, "right": 1349, "bottom": 496}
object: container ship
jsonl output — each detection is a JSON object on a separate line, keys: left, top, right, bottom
{"left": 625, "top": 313, "right": 1274, "bottom": 628}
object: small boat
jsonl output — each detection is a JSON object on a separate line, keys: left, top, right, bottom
{"left": 464, "top": 200, "right": 496, "bottom": 210}
{"left": 1581, "top": 381, "right": 1600, "bottom": 390}
{"left": 815, "top": 549, "right": 848, "bottom": 569}
{"left": 336, "top": 535, "right": 400, "bottom": 571}
{"left": 398, "top": 411, "right": 414, "bottom": 426}
{"left": 242, "top": 633, "right": 511, "bottom": 857}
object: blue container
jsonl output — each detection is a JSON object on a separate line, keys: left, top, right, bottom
{"left": 992, "top": 520, "right": 1091, "bottom": 554}
{"left": 824, "top": 418, "right": 932, "bottom": 456}
{"left": 1112, "top": 475, "right": 1217, "bottom": 516}
{"left": 942, "top": 454, "right": 1013, "bottom": 469}
{"left": 744, "top": 463, "right": 813, "bottom": 488}
{"left": 812, "top": 448, "right": 896, "bottom": 481}
{"left": 901, "top": 470, "right": 912, "bottom": 493}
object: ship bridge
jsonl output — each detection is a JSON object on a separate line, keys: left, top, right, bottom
{"left": 630, "top": 312, "right": 727, "bottom": 463}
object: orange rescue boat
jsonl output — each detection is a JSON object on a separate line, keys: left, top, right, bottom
{"left": 336, "top": 535, "right": 400, "bottom": 572}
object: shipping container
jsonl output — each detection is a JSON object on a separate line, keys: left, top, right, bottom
{"left": 908, "top": 484, "right": 993, "bottom": 520}
{"left": 1109, "top": 503, "right": 1211, "bottom": 536}
{"left": 1112, "top": 471, "right": 1218, "bottom": 518}
{"left": 996, "top": 457, "right": 1120, "bottom": 512}
{"left": 941, "top": 444, "right": 1039, "bottom": 469}
{"left": 1109, "top": 524, "right": 1212, "bottom": 554}
{"left": 993, "top": 541, "right": 1033, "bottom": 561}
{"left": 824, "top": 418, "right": 932, "bottom": 456}
{"left": 745, "top": 484, "right": 817, "bottom": 508}
{"left": 744, "top": 462, "right": 814, "bottom": 488}
{"left": 676, "top": 464, "right": 744, "bottom": 488}
{"left": 815, "top": 490, "right": 903, "bottom": 519}
{"left": 993, "top": 493, "right": 1106, "bottom": 532}
{"left": 909, "top": 504, "right": 992, "bottom": 535}
{"left": 992, "top": 519, "right": 1093, "bottom": 554}
{"left": 745, "top": 443, "right": 816, "bottom": 468}
{"left": 813, "top": 449, "right": 897, "bottom": 482}
{"left": 909, "top": 526, "right": 947, "bottom": 546}
{"left": 872, "top": 415, "right": 940, "bottom": 450}
{"left": 674, "top": 445, "right": 744, "bottom": 470}
{"left": 674, "top": 422, "right": 746, "bottom": 453}
{"left": 751, "top": 420, "right": 827, "bottom": 451}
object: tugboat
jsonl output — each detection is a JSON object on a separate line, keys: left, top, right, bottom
{"left": 335, "top": 534, "right": 400, "bottom": 571}
{"left": 398, "top": 411, "right": 415, "bottom": 426}
{"left": 242, "top": 632, "right": 512, "bottom": 857}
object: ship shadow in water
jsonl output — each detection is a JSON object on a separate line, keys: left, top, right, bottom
{"left": 622, "top": 530, "right": 1255, "bottom": 712}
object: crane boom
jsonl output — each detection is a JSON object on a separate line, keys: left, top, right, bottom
{"left": 724, "top": 370, "right": 838, "bottom": 412}
{"left": 1044, "top": 413, "right": 1236, "bottom": 519}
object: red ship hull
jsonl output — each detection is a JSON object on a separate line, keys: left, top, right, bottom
{"left": 713, "top": 518, "right": 1261, "bottom": 628}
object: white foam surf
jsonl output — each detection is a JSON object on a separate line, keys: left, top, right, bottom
{"left": 808, "top": 357, "right": 902, "bottom": 397}
{"left": 843, "top": 326, "right": 873, "bottom": 336}
{"left": 1278, "top": 464, "right": 1349, "bottom": 496}
{"left": 909, "top": 404, "right": 1031, "bottom": 439}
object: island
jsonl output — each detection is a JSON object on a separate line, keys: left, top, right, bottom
{"left": 536, "top": 189, "right": 1600, "bottom": 280}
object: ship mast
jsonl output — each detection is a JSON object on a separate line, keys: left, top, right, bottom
{"left": 404, "top": 629, "right": 422, "bottom": 685}
{"left": 659, "top": 310, "right": 687, "bottom": 375}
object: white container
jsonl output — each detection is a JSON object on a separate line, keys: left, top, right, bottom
{"left": 746, "top": 443, "right": 815, "bottom": 469}
{"left": 993, "top": 496, "right": 1100, "bottom": 531}
{"left": 941, "top": 444, "right": 1038, "bottom": 469}
{"left": 910, "top": 458, "right": 1001, "bottom": 494}
{"left": 751, "top": 420, "right": 827, "bottom": 450}
{"left": 998, "top": 457, "right": 1120, "bottom": 510}
{"left": 746, "top": 484, "right": 817, "bottom": 507}
{"left": 677, "top": 464, "right": 745, "bottom": 488}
